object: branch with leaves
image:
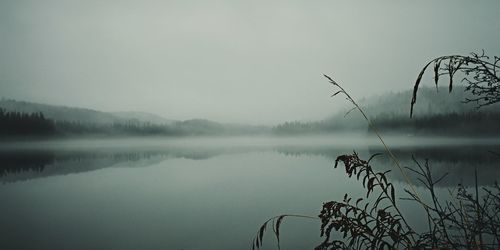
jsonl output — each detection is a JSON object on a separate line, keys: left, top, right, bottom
{"left": 403, "top": 160, "right": 500, "bottom": 249}
{"left": 411, "top": 51, "right": 500, "bottom": 117}
{"left": 316, "top": 152, "right": 416, "bottom": 250}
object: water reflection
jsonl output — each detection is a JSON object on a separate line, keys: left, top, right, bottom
{"left": 370, "top": 144, "right": 500, "bottom": 186}
{"left": 0, "top": 137, "right": 499, "bottom": 249}
{"left": 274, "top": 143, "right": 500, "bottom": 186}
{"left": 0, "top": 150, "right": 54, "bottom": 176}
{"left": 1, "top": 138, "right": 499, "bottom": 187}
{"left": 0, "top": 148, "right": 230, "bottom": 183}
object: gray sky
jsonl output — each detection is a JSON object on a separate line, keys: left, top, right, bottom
{"left": 1, "top": 0, "right": 499, "bottom": 124}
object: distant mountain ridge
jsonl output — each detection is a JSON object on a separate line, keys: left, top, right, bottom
{"left": 111, "top": 111, "right": 175, "bottom": 124}
{"left": 0, "top": 99, "right": 174, "bottom": 125}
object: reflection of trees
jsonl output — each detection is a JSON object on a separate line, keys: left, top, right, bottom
{"left": 2, "top": 143, "right": 499, "bottom": 186}
{"left": 0, "top": 151, "right": 54, "bottom": 176}
{"left": 274, "top": 146, "right": 346, "bottom": 160}
{"left": 0, "top": 147, "right": 240, "bottom": 182}
{"left": 367, "top": 145, "right": 500, "bottom": 187}
{"left": 274, "top": 144, "right": 500, "bottom": 187}
{"left": 0, "top": 151, "right": 156, "bottom": 182}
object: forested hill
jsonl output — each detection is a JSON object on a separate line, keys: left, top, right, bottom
{"left": 273, "top": 86, "right": 500, "bottom": 136}
{"left": 2, "top": 86, "right": 499, "bottom": 138}
{"left": 0, "top": 99, "right": 270, "bottom": 137}
{"left": 357, "top": 86, "right": 498, "bottom": 117}
{"left": 0, "top": 99, "right": 172, "bottom": 125}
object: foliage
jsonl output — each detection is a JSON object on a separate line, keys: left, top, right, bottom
{"left": 411, "top": 51, "right": 500, "bottom": 117}
{"left": 315, "top": 152, "right": 414, "bottom": 249}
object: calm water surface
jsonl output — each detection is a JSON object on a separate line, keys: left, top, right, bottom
{"left": 0, "top": 135, "right": 499, "bottom": 250}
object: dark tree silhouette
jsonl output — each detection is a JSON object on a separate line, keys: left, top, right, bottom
{"left": 0, "top": 109, "right": 56, "bottom": 136}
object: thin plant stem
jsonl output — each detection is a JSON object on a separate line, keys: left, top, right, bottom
{"left": 324, "top": 74, "right": 423, "bottom": 242}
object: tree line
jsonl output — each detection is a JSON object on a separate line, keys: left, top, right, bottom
{"left": 272, "top": 111, "right": 500, "bottom": 136}
{"left": 371, "top": 111, "right": 500, "bottom": 136}
{"left": 0, "top": 109, "right": 56, "bottom": 136}
{"left": 0, "top": 109, "right": 252, "bottom": 137}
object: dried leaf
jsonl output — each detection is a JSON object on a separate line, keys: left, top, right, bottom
{"left": 433, "top": 59, "right": 442, "bottom": 88}
{"left": 275, "top": 215, "right": 286, "bottom": 249}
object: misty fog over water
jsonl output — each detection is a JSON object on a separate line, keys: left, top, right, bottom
{"left": 0, "top": 136, "right": 499, "bottom": 249}
{"left": 1, "top": 0, "right": 499, "bottom": 249}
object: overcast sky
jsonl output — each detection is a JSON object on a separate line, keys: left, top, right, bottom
{"left": 0, "top": 0, "right": 499, "bottom": 124}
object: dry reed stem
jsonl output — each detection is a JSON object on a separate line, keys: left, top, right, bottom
{"left": 324, "top": 74, "right": 423, "bottom": 243}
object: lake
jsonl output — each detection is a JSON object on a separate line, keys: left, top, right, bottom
{"left": 0, "top": 135, "right": 499, "bottom": 250}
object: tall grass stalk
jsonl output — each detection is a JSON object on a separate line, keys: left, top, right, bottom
{"left": 324, "top": 74, "right": 423, "bottom": 219}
